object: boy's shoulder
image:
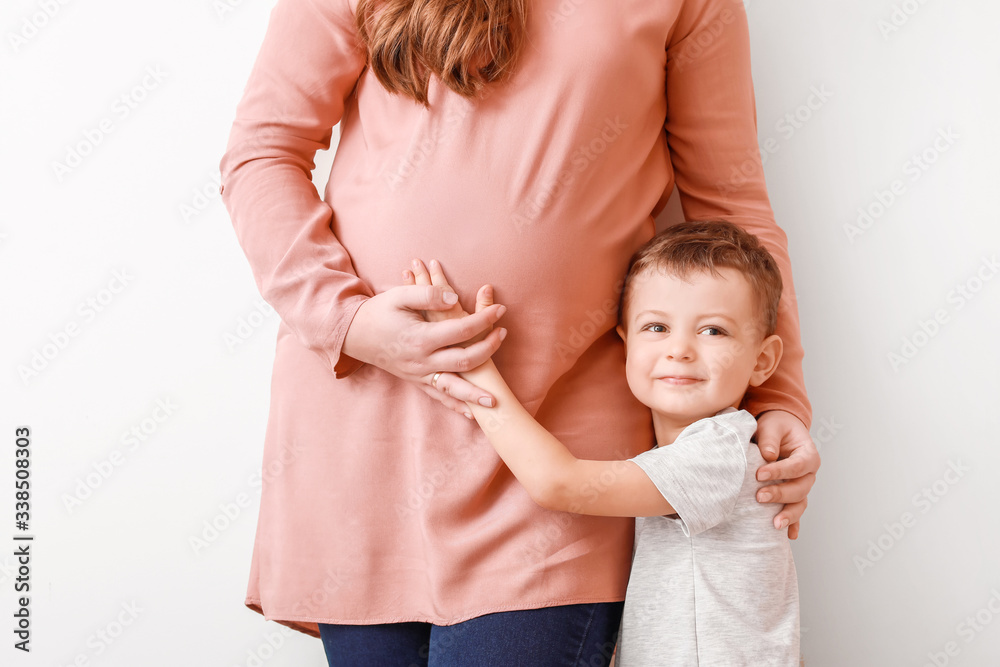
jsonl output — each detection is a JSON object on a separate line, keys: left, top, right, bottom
{"left": 676, "top": 407, "right": 757, "bottom": 447}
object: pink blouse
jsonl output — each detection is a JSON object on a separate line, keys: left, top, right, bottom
{"left": 220, "top": 0, "right": 812, "bottom": 637}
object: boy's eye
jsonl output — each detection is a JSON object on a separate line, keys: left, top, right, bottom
{"left": 700, "top": 327, "right": 725, "bottom": 336}
{"left": 643, "top": 323, "right": 667, "bottom": 333}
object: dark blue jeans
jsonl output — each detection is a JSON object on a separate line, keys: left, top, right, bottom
{"left": 318, "top": 601, "right": 624, "bottom": 666}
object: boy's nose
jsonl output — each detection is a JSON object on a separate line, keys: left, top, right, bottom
{"left": 663, "top": 335, "right": 695, "bottom": 361}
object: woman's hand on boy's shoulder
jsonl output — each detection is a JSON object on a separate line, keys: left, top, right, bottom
{"left": 752, "top": 409, "right": 821, "bottom": 540}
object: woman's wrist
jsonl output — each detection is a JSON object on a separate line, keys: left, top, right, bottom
{"left": 746, "top": 400, "right": 811, "bottom": 433}
{"left": 756, "top": 408, "right": 802, "bottom": 427}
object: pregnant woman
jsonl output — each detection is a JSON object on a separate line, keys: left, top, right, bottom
{"left": 219, "top": 0, "right": 821, "bottom": 664}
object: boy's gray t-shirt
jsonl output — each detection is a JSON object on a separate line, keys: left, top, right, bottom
{"left": 616, "top": 407, "right": 800, "bottom": 666}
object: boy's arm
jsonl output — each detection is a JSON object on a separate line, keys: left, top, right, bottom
{"left": 460, "top": 359, "right": 676, "bottom": 518}
{"left": 401, "top": 257, "right": 673, "bottom": 518}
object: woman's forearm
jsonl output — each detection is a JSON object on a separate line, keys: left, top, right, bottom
{"left": 459, "top": 360, "right": 578, "bottom": 509}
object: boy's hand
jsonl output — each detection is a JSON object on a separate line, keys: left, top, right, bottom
{"left": 402, "top": 259, "right": 504, "bottom": 348}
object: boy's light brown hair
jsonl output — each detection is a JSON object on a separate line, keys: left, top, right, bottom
{"left": 617, "top": 220, "right": 784, "bottom": 340}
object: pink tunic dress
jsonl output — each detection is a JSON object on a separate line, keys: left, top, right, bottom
{"left": 219, "top": 0, "right": 812, "bottom": 638}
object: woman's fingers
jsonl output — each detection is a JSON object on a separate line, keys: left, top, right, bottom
{"left": 426, "top": 325, "right": 507, "bottom": 372}
{"left": 756, "top": 473, "right": 815, "bottom": 505}
{"left": 751, "top": 410, "right": 819, "bottom": 539}
{"left": 422, "top": 370, "right": 497, "bottom": 409}
{"left": 402, "top": 257, "right": 505, "bottom": 355}
{"left": 753, "top": 410, "right": 821, "bottom": 481}
{"left": 756, "top": 445, "right": 821, "bottom": 485}
{"left": 414, "top": 381, "right": 474, "bottom": 419}
{"left": 419, "top": 304, "right": 506, "bottom": 351}
{"left": 771, "top": 498, "right": 807, "bottom": 533}
{"left": 410, "top": 258, "right": 470, "bottom": 322}
{"left": 388, "top": 269, "right": 505, "bottom": 416}
{"left": 345, "top": 285, "right": 502, "bottom": 415}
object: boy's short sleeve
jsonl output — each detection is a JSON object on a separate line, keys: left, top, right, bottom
{"left": 629, "top": 409, "right": 758, "bottom": 536}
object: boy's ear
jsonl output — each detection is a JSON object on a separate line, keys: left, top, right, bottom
{"left": 748, "top": 334, "right": 783, "bottom": 387}
{"left": 615, "top": 324, "right": 627, "bottom": 343}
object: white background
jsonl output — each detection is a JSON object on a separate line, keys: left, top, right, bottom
{"left": 2, "top": 0, "right": 998, "bottom": 665}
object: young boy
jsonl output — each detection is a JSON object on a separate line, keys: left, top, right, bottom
{"left": 403, "top": 220, "right": 800, "bottom": 665}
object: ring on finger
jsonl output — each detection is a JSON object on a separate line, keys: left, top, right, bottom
{"left": 430, "top": 371, "right": 442, "bottom": 389}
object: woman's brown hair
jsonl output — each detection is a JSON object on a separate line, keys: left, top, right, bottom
{"left": 355, "top": 0, "right": 529, "bottom": 106}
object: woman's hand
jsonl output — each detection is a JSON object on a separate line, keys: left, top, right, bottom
{"left": 753, "top": 409, "right": 821, "bottom": 539}
{"left": 402, "top": 259, "right": 499, "bottom": 342}
{"left": 341, "top": 262, "right": 508, "bottom": 418}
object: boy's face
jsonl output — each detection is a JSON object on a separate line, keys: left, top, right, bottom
{"left": 615, "top": 267, "right": 782, "bottom": 430}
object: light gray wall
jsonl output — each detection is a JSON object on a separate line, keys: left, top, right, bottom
{"left": 3, "top": 1, "right": 997, "bottom": 665}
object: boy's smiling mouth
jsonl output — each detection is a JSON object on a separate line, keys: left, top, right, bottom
{"left": 657, "top": 375, "right": 704, "bottom": 385}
